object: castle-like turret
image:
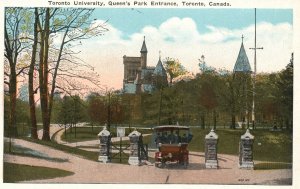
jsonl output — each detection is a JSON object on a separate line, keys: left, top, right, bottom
{"left": 153, "top": 51, "right": 168, "bottom": 88}
{"left": 123, "top": 37, "right": 168, "bottom": 94}
{"left": 140, "top": 36, "right": 147, "bottom": 69}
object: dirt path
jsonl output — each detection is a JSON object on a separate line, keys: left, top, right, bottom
{"left": 4, "top": 138, "right": 292, "bottom": 184}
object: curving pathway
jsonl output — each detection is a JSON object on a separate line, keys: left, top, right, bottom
{"left": 4, "top": 137, "right": 292, "bottom": 184}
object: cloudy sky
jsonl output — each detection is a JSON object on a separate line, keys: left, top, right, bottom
{"left": 77, "top": 8, "right": 293, "bottom": 90}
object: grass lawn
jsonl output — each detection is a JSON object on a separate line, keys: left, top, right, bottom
{"left": 61, "top": 126, "right": 153, "bottom": 143}
{"left": 105, "top": 127, "right": 293, "bottom": 163}
{"left": 18, "top": 126, "right": 292, "bottom": 167}
{"left": 61, "top": 126, "right": 294, "bottom": 163}
{"left": 254, "top": 162, "right": 292, "bottom": 170}
{"left": 61, "top": 126, "right": 101, "bottom": 143}
{"left": 188, "top": 128, "right": 293, "bottom": 163}
{"left": 3, "top": 162, "right": 74, "bottom": 183}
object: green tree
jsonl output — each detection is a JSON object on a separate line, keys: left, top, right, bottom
{"left": 28, "top": 8, "right": 39, "bottom": 139}
{"left": 34, "top": 8, "right": 108, "bottom": 140}
{"left": 57, "top": 96, "right": 74, "bottom": 137}
{"left": 163, "top": 58, "right": 187, "bottom": 84}
{"left": 277, "top": 53, "right": 293, "bottom": 130}
{"left": 87, "top": 93, "right": 107, "bottom": 125}
{"left": 4, "top": 8, "right": 32, "bottom": 137}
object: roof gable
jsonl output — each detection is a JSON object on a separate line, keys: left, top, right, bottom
{"left": 153, "top": 59, "right": 167, "bottom": 76}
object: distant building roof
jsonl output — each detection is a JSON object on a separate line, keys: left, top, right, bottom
{"left": 153, "top": 58, "right": 167, "bottom": 76}
{"left": 233, "top": 42, "right": 252, "bottom": 73}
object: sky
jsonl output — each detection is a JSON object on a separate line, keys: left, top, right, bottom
{"left": 76, "top": 8, "right": 293, "bottom": 90}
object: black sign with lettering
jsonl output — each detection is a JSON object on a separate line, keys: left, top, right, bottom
{"left": 241, "top": 139, "right": 253, "bottom": 162}
{"left": 205, "top": 139, "right": 217, "bottom": 161}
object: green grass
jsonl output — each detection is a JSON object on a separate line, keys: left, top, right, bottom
{"left": 61, "top": 127, "right": 101, "bottom": 143}
{"left": 111, "top": 127, "right": 292, "bottom": 163}
{"left": 188, "top": 128, "right": 293, "bottom": 163}
{"left": 18, "top": 126, "right": 292, "bottom": 167}
{"left": 61, "top": 126, "right": 153, "bottom": 143}
{"left": 3, "top": 162, "right": 74, "bottom": 183}
{"left": 255, "top": 163, "right": 292, "bottom": 170}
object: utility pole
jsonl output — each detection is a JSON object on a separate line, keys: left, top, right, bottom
{"left": 249, "top": 8, "right": 263, "bottom": 130}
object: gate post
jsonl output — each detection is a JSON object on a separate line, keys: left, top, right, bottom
{"left": 128, "top": 129, "right": 141, "bottom": 165}
{"left": 205, "top": 129, "right": 218, "bottom": 169}
{"left": 98, "top": 126, "right": 111, "bottom": 163}
{"left": 239, "top": 129, "right": 255, "bottom": 169}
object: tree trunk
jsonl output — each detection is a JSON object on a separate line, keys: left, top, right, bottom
{"left": 231, "top": 115, "right": 236, "bottom": 129}
{"left": 9, "top": 68, "right": 17, "bottom": 137}
{"left": 39, "top": 8, "right": 51, "bottom": 141}
{"left": 29, "top": 8, "right": 38, "bottom": 139}
{"left": 4, "top": 13, "right": 18, "bottom": 137}
{"left": 213, "top": 109, "right": 217, "bottom": 130}
{"left": 201, "top": 112, "right": 205, "bottom": 129}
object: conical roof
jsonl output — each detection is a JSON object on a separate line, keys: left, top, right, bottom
{"left": 233, "top": 42, "right": 252, "bottom": 73}
{"left": 153, "top": 58, "right": 167, "bottom": 76}
{"left": 140, "top": 36, "right": 147, "bottom": 53}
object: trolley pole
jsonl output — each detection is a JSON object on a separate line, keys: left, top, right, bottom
{"left": 249, "top": 8, "right": 263, "bottom": 130}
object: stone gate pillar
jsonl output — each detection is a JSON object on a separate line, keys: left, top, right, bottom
{"left": 205, "top": 129, "right": 218, "bottom": 169}
{"left": 239, "top": 129, "right": 254, "bottom": 169}
{"left": 128, "top": 129, "right": 141, "bottom": 166}
{"left": 97, "top": 127, "right": 111, "bottom": 163}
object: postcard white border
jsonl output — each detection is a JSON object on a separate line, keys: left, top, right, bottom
{"left": 0, "top": 0, "right": 299, "bottom": 189}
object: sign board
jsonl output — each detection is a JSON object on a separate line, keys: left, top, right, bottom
{"left": 117, "top": 127, "right": 126, "bottom": 137}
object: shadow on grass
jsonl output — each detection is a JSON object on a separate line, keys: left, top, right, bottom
{"left": 3, "top": 162, "right": 74, "bottom": 183}
{"left": 4, "top": 142, "right": 68, "bottom": 162}
{"left": 21, "top": 137, "right": 99, "bottom": 162}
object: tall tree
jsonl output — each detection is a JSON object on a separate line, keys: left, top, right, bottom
{"left": 87, "top": 93, "right": 107, "bottom": 125}
{"left": 35, "top": 8, "right": 108, "bottom": 140}
{"left": 163, "top": 58, "right": 187, "bottom": 84}
{"left": 277, "top": 53, "right": 293, "bottom": 130}
{"left": 28, "top": 8, "right": 39, "bottom": 139}
{"left": 4, "top": 8, "right": 31, "bottom": 137}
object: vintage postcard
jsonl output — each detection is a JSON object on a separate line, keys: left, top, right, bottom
{"left": 1, "top": 0, "right": 298, "bottom": 188}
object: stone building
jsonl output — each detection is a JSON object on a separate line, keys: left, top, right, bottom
{"left": 123, "top": 37, "right": 168, "bottom": 94}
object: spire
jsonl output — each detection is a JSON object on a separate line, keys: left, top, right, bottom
{"left": 140, "top": 36, "right": 147, "bottom": 53}
{"left": 233, "top": 35, "right": 252, "bottom": 73}
{"left": 159, "top": 50, "right": 161, "bottom": 60}
{"left": 154, "top": 51, "right": 167, "bottom": 76}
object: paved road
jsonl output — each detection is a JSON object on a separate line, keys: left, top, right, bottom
{"left": 4, "top": 138, "right": 292, "bottom": 184}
